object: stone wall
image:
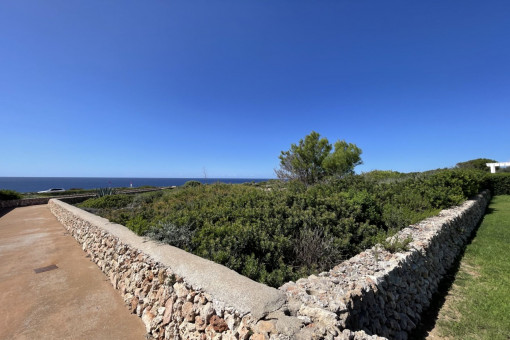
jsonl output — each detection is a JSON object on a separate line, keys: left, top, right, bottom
{"left": 0, "top": 195, "right": 93, "bottom": 208}
{"left": 49, "top": 199, "right": 299, "bottom": 340}
{"left": 280, "top": 191, "right": 490, "bottom": 340}
{"left": 49, "top": 191, "right": 490, "bottom": 340}
{"left": 0, "top": 187, "right": 163, "bottom": 209}
{"left": 1, "top": 197, "right": 51, "bottom": 208}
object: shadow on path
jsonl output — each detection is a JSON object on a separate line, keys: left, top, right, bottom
{"left": 0, "top": 207, "right": 14, "bottom": 219}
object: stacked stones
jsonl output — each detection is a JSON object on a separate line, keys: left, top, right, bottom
{"left": 1, "top": 197, "right": 53, "bottom": 208}
{"left": 50, "top": 200, "right": 259, "bottom": 339}
{"left": 0, "top": 195, "right": 93, "bottom": 209}
{"left": 280, "top": 191, "right": 490, "bottom": 340}
{"left": 49, "top": 190, "right": 490, "bottom": 340}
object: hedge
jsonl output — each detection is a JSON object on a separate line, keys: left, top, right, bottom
{"left": 486, "top": 173, "right": 510, "bottom": 195}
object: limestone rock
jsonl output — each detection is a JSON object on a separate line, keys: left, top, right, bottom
{"left": 210, "top": 315, "right": 228, "bottom": 333}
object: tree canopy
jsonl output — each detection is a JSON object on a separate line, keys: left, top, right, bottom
{"left": 275, "top": 131, "right": 362, "bottom": 185}
{"left": 456, "top": 158, "right": 497, "bottom": 172}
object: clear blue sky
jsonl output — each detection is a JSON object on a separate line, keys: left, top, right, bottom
{"left": 1, "top": 1, "right": 509, "bottom": 178}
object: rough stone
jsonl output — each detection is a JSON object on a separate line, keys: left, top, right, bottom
{"left": 182, "top": 301, "right": 195, "bottom": 322}
{"left": 255, "top": 320, "right": 276, "bottom": 334}
{"left": 49, "top": 190, "right": 490, "bottom": 340}
{"left": 130, "top": 296, "right": 139, "bottom": 313}
{"left": 195, "top": 316, "right": 207, "bottom": 331}
{"left": 199, "top": 302, "right": 215, "bottom": 323}
{"left": 250, "top": 334, "right": 267, "bottom": 340}
{"left": 162, "top": 298, "right": 174, "bottom": 326}
{"left": 142, "top": 308, "right": 155, "bottom": 333}
{"left": 210, "top": 315, "right": 229, "bottom": 333}
{"left": 280, "top": 191, "right": 490, "bottom": 340}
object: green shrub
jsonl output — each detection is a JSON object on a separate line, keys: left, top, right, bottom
{"left": 455, "top": 158, "right": 497, "bottom": 172}
{"left": 184, "top": 180, "right": 202, "bottom": 187}
{"left": 131, "top": 190, "right": 163, "bottom": 206}
{"left": 486, "top": 173, "right": 510, "bottom": 195}
{"left": 423, "top": 170, "right": 481, "bottom": 208}
{"left": 0, "top": 189, "right": 22, "bottom": 200}
{"left": 96, "top": 187, "right": 117, "bottom": 197}
{"left": 126, "top": 214, "right": 150, "bottom": 235}
{"left": 381, "top": 234, "right": 413, "bottom": 253}
{"left": 382, "top": 204, "right": 414, "bottom": 230}
{"left": 75, "top": 168, "right": 487, "bottom": 287}
{"left": 361, "top": 170, "right": 405, "bottom": 183}
{"left": 145, "top": 221, "right": 195, "bottom": 250}
{"left": 78, "top": 194, "right": 133, "bottom": 209}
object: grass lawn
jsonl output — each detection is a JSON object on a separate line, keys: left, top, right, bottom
{"left": 432, "top": 195, "right": 510, "bottom": 339}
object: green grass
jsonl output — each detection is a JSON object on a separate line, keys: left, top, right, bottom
{"left": 435, "top": 195, "right": 510, "bottom": 339}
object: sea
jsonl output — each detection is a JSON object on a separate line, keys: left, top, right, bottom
{"left": 0, "top": 177, "right": 270, "bottom": 193}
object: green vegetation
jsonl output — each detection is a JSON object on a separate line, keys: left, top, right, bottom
{"left": 24, "top": 188, "right": 95, "bottom": 198}
{"left": 456, "top": 158, "right": 497, "bottom": 172}
{"left": 275, "top": 131, "right": 362, "bottom": 185}
{"left": 183, "top": 180, "right": 202, "bottom": 187}
{"left": 21, "top": 186, "right": 161, "bottom": 199}
{"left": 77, "top": 168, "right": 486, "bottom": 287}
{"left": 79, "top": 194, "right": 135, "bottom": 209}
{"left": 380, "top": 233, "right": 413, "bottom": 253}
{"left": 486, "top": 172, "right": 510, "bottom": 195}
{"left": 0, "top": 189, "right": 23, "bottom": 200}
{"left": 96, "top": 187, "right": 117, "bottom": 197}
{"left": 434, "top": 195, "right": 510, "bottom": 339}
{"left": 73, "top": 141, "right": 505, "bottom": 288}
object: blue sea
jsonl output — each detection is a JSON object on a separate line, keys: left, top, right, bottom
{"left": 0, "top": 177, "right": 270, "bottom": 193}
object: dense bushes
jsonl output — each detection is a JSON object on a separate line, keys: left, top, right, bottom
{"left": 96, "top": 187, "right": 117, "bottom": 197}
{"left": 79, "top": 194, "right": 134, "bottom": 209}
{"left": 486, "top": 173, "right": 510, "bottom": 195}
{"left": 455, "top": 158, "right": 497, "bottom": 172}
{"left": 76, "top": 168, "right": 487, "bottom": 287}
{"left": 184, "top": 180, "right": 202, "bottom": 187}
{"left": 0, "top": 189, "right": 22, "bottom": 200}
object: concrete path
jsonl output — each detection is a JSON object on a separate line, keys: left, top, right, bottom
{"left": 0, "top": 205, "right": 146, "bottom": 340}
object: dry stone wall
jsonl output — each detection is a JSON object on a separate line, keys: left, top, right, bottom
{"left": 49, "top": 199, "right": 298, "bottom": 340}
{"left": 1, "top": 188, "right": 163, "bottom": 209}
{"left": 49, "top": 191, "right": 490, "bottom": 340}
{"left": 0, "top": 195, "right": 97, "bottom": 208}
{"left": 1, "top": 197, "right": 57, "bottom": 208}
{"left": 280, "top": 191, "right": 490, "bottom": 340}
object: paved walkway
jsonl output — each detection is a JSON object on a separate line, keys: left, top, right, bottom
{"left": 0, "top": 205, "right": 146, "bottom": 340}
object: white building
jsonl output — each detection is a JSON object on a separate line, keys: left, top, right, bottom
{"left": 486, "top": 162, "right": 510, "bottom": 173}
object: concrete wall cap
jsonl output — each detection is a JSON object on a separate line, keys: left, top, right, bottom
{"left": 50, "top": 199, "right": 285, "bottom": 320}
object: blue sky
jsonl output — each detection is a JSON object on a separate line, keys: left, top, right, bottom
{"left": 1, "top": 1, "right": 509, "bottom": 178}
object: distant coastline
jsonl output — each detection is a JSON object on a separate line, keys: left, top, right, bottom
{"left": 0, "top": 177, "right": 271, "bottom": 193}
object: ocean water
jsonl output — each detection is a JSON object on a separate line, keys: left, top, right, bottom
{"left": 0, "top": 177, "right": 270, "bottom": 193}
